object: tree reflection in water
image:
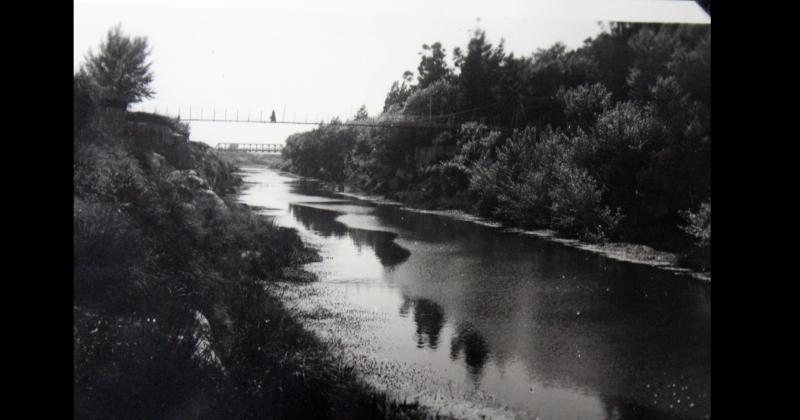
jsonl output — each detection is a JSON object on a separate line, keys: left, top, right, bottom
{"left": 449, "top": 323, "right": 490, "bottom": 386}
{"left": 249, "top": 171, "right": 711, "bottom": 419}
{"left": 289, "top": 203, "right": 410, "bottom": 268}
{"left": 399, "top": 295, "right": 446, "bottom": 349}
{"left": 399, "top": 296, "right": 492, "bottom": 387}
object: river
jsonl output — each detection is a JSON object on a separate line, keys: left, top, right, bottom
{"left": 237, "top": 167, "right": 711, "bottom": 420}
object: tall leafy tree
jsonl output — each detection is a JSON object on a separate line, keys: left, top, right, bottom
{"left": 453, "top": 29, "right": 506, "bottom": 120}
{"left": 83, "top": 25, "right": 155, "bottom": 109}
{"left": 417, "top": 42, "right": 452, "bottom": 89}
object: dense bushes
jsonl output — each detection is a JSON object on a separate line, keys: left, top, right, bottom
{"left": 282, "top": 122, "right": 358, "bottom": 182}
{"left": 74, "top": 69, "right": 409, "bottom": 418}
{"left": 282, "top": 23, "right": 710, "bottom": 269}
{"left": 466, "top": 127, "right": 622, "bottom": 241}
{"left": 73, "top": 107, "right": 424, "bottom": 417}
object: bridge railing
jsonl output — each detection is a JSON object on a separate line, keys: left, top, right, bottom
{"left": 216, "top": 143, "right": 284, "bottom": 153}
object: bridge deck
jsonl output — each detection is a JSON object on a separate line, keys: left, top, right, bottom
{"left": 216, "top": 143, "right": 283, "bottom": 153}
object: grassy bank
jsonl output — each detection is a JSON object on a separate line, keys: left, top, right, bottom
{"left": 73, "top": 101, "right": 429, "bottom": 417}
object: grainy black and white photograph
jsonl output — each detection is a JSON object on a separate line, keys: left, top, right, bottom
{"left": 73, "top": 1, "right": 711, "bottom": 418}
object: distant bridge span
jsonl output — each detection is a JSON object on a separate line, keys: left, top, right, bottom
{"left": 217, "top": 143, "right": 283, "bottom": 153}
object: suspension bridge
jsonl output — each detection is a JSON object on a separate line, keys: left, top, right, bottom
{"left": 129, "top": 103, "right": 516, "bottom": 153}
{"left": 129, "top": 102, "right": 507, "bottom": 132}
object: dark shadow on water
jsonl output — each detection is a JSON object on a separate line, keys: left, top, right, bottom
{"left": 449, "top": 323, "right": 490, "bottom": 387}
{"left": 349, "top": 229, "right": 411, "bottom": 268}
{"left": 289, "top": 203, "right": 411, "bottom": 268}
{"left": 399, "top": 295, "right": 446, "bottom": 350}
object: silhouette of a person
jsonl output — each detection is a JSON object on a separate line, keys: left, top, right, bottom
{"left": 270, "top": 110, "right": 277, "bottom": 123}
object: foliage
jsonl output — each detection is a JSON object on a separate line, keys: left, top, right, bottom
{"left": 402, "top": 79, "right": 462, "bottom": 118}
{"left": 417, "top": 42, "right": 453, "bottom": 88}
{"left": 681, "top": 201, "right": 710, "bottom": 249}
{"left": 466, "top": 127, "right": 621, "bottom": 241}
{"left": 282, "top": 23, "right": 710, "bottom": 253}
{"left": 680, "top": 201, "right": 711, "bottom": 270}
{"left": 282, "top": 123, "right": 358, "bottom": 182}
{"left": 556, "top": 83, "right": 613, "bottom": 131}
{"left": 353, "top": 104, "right": 369, "bottom": 121}
{"left": 82, "top": 25, "right": 155, "bottom": 108}
{"left": 382, "top": 71, "right": 415, "bottom": 112}
{"left": 74, "top": 27, "right": 429, "bottom": 419}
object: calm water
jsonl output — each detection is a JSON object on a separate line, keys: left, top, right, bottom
{"left": 238, "top": 168, "right": 710, "bottom": 420}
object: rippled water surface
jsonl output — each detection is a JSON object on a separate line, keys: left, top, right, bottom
{"left": 238, "top": 168, "right": 711, "bottom": 420}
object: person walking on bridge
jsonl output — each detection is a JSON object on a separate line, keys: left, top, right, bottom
{"left": 270, "top": 110, "right": 276, "bottom": 123}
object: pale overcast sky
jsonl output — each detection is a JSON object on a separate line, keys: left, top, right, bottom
{"left": 74, "top": 0, "right": 709, "bottom": 146}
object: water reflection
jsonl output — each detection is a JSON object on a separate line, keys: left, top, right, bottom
{"left": 399, "top": 295, "right": 446, "bottom": 350}
{"left": 289, "top": 203, "right": 410, "bottom": 268}
{"left": 350, "top": 229, "right": 411, "bottom": 268}
{"left": 374, "top": 206, "right": 710, "bottom": 417}
{"left": 289, "top": 203, "right": 348, "bottom": 237}
{"left": 288, "top": 178, "right": 343, "bottom": 199}
{"left": 243, "top": 170, "right": 711, "bottom": 419}
{"left": 449, "top": 323, "right": 490, "bottom": 386}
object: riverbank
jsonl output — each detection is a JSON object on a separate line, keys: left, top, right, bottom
{"left": 393, "top": 206, "right": 711, "bottom": 282}
{"left": 263, "top": 167, "right": 710, "bottom": 282}
{"left": 213, "top": 156, "right": 709, "bottom": 281}
{"left": 73, "top": 107, "right": 431, "bottom": 418}
{"left": 232, "top": 166, "right": 711, "bottom": 420}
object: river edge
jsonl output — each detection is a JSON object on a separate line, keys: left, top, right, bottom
{"left": 232, "top": 166, "right": 542, "bottom": 419}
{"left": 232, "top": 165, "right": 710, "bottom": 419}
{"left": 347, "top": 191, "right": 710, "bottom": 282}
{"left": 247, "top": 165, "right": 710, "bottom": 282}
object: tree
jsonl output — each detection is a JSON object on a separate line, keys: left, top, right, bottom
{"left": 556, "top": 83, "right": 613, "bottom": 131}
{"left": 82, "top": 25, "right": 155, "bottom": 109}
{"left": 383, "top": 73, "right": 414, "bottom": 113}
{"left": 453, "top": 29, "right": 505, "bottom": 119}
{"left": 417, "top": 42, "right": 452, "bottom": 89}
{"left": 402, "top": 80, "right": 461, "bottom": 118}
{"left": 353, "top": 105, "right": 369, "bottom": 121}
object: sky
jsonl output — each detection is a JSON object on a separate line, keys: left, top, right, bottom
{"left": 74, "top": 0, "right": 709, "bottom": 146}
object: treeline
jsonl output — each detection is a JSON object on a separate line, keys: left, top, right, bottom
{"left": 282, "top": 23, "right": 710, "bottom": 270}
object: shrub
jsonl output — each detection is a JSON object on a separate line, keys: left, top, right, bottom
{"left": 556, "top": 82, "right": 613, "bottom": 131}
{"left": 73, "top": 198, "right": 151, "bottom": 313}
{"left": 680, "top": 200, "right": 710, "bottom": 269}
{"left": 74, "top": 143, "right": 153, "bottom": 206}
{"left": 547, "top": 162, "right": 622, "bottom": 242}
